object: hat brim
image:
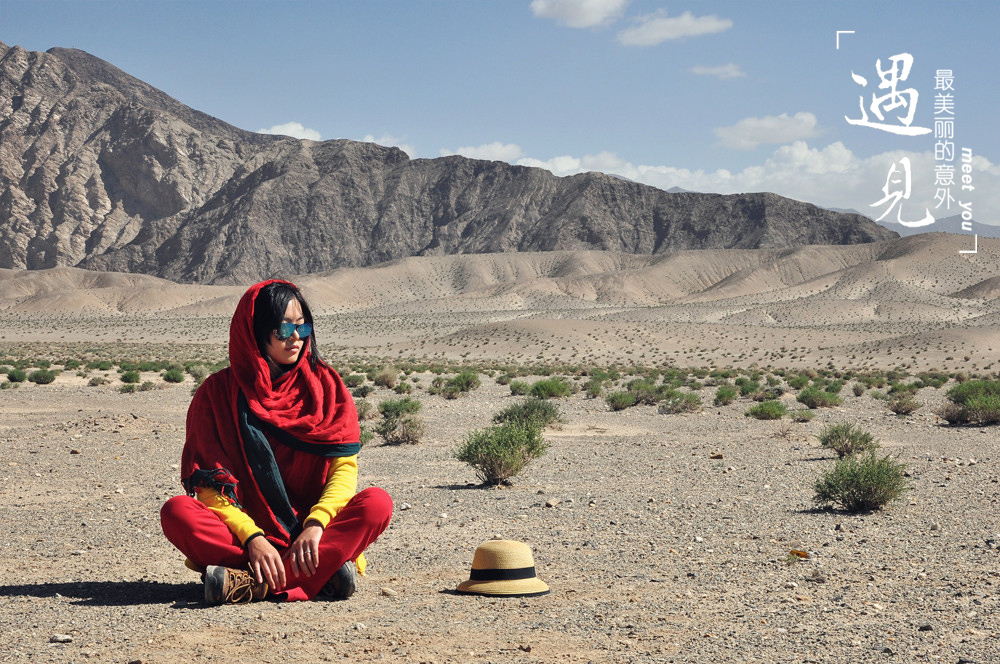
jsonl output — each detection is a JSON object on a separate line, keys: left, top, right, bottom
{"left": 456, "top": 576, "right": 550, "bottom": 597}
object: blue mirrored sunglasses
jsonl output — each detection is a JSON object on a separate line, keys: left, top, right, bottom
{"left": 275, "top": 322, "right": 312, "bottom": 340}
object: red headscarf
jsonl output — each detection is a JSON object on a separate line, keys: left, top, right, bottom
{"left": 181, "top": 280, "right": 360, "bottom": 544}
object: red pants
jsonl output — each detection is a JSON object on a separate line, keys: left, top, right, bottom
{"left": 160, "top": 487, "right": 392, "bottom": 602}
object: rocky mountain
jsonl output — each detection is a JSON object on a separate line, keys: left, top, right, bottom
{"left": 0, "top": 42, "right": 898, "bottom": 284}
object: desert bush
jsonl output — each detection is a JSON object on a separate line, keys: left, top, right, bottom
{"left": 0, "top": 381, "right": 17, "bottom": 390}
{"left": 394, "top": 382, "right": 413, "bottom": 395}
{"left": 529, "top": 377, "right": 573, "bottom": 399}
{"left": 495, "top": 373, "right": 513, "bottom": 386}
{"left": 120, "top": 370, "right": 141, "bottom": 384}
{"left": 454, "top": 421, "right": 547, "bottom": 485}
{"left": 358, "top": 425, "right": 374, "bottom": 447}
{"left": 752, "top": 386, "right": 785, "bottom": 402}
{"left": 852, "top": 383, "right": 865, "bottom": 397}
{"left": 88, "top": 376, "right": 110, "bottom": 387}
{"left": 28, "top": 369, "right": 57, "bottom": 385}
{"left": 935, "top": 402, "right": 967, "bottom": 425}
{"left": 869, "top": 390, "right": 888, "bottom": 401}
{"left": 940, "top": 380, "right": 1000, "bottom": 425}
{"left": 344, "top": 374, "right": 366, "bottom": 388}
{"left": 163, "top": 368, "right": 185, "bottom": 383}
{"left": 352, "top": 385, "right": 374, "bottom": 399}
{"left": 354, "top": 398, "right": 377, "bottom": 421}
{"left": 797, "top": 387, "right": 842, "bottom": 409}
{"left": 817, "top": 422, "right": 878, "bottom": 458}
{"left": 658, "top": 392, "right": 702, "bottom": 414}
{"left": 813, "top": 451, "right": 908, "bottom": 512}
{"left": 6, "top": 369, "right": 27, "bottom": 383}
{"left": 86, "top": 360, "right": 114, "bottom": 371}
{"left": 187, "top": 364, "right": 209, "bottom": 383}
{"left": 889, "top": 396, "right": 921, "bottom": 415}
{"left": 583, "top": 377, "right": 605, "bottom": 399}
{"left": 139, "top": 381, "right": 157, "bottom": 391}
{"left": 63, "top": 359, "right": 82, "bottom": 370}
{"left": 509, "top": 381, "right": 530, "bottom": 396}
{"left": 787, "top": 374, "right": 810, "bottom": 390}
{"left": 493, "top": 398, "right": 563, "bottom": 429}
{"left": 373, "top": 366, "right": 399, "bottom": 389}
{"left": 119, "top": 383, "right": 138, "bottom": 394}
{"left": 713, "top": 385, "right": 738, "bottom": 406}
{"left": 744, "top": 400, "right": 787, "bottom": 420}
{"left": 605, "top": 391, "right": 637, "bottom": 411}
{"left": 916, "top": 372, "right": 949, "bottom": 389}
{"left": 377, "top": 397, "right": 424, "bottom": 445}
{"left": 791, "top": 410, "right": 815, "bottom": 422}
{"left": 449, "top": 370, "right": 481, "bottom": 393}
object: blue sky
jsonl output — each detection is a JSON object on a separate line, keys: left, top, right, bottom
{"left": 3, "top": 0, "right": 998, "bottom": 225}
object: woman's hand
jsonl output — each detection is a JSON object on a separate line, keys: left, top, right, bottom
{"left": 246, "top": 536, "right": 286, "bottom": 591}
{"left": 284, "top": 520, "right": 324, "bottom": 578}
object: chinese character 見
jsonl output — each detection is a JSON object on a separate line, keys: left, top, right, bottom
{"left": 870, "top": 157, "right": 934, "bottom": 227}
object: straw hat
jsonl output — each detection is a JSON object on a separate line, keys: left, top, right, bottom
{"left": 456, "top": 540, "right": 549, "bottom": 597}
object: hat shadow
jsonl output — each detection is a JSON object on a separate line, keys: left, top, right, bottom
{"left": 0, "top": 580, "right": 197, "bottom": 608}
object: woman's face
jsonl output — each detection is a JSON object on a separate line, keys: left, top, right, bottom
{"left": 265, "top": 298, "right": 306, "bottom": 366}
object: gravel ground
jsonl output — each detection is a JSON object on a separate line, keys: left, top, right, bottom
{"left": 3, "top": 372, "right": 1000, "bottom": 663}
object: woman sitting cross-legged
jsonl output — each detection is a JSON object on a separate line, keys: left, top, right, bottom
{"left": 161, "top": 280, "right": 392, "bottom": 604}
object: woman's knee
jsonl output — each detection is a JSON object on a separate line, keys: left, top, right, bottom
{"left": 355, "top": 487, "right": 393, "bottom": 526}
{"left": 160, "top": 494, "right": 198, "bottom": 530}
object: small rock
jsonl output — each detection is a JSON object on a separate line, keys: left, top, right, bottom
{"left": 438, "top": 512, "right": 447, "bottom": 519}
{"left": 353, "top": 622, "right": 366, "bottom": 630}
{"left": 50, "top": 634, "right": 73, "bottom": 643}
{"left": 882, "top": 646, "right": 894, "bottom": 655}
{"left": 545, "top": 499, "right": 560, "bottom": 508}
{"left": 399, "top": 503, "right": 411, "bottom": 511}
{"left": 834, "top": 523, "right": 844, "bottom": 531}
{"left": 380, "top": 587, "right": 399, "bottom": 597}
{"left": 709, "top": 453, "right": 724, "bottom": 459}
{"left": 70, "top": 449, "right": 81, "bottom": 455}
{"left": 785, "top": 582, "right": 798, "bottom": 589}
{"left": 918, "top": 623, "right": 933, "bottom": 631}
{"left": 930, "top": 522, "right": 941, "bottom": 531}
{"left": 518, "top": 645, "right": 532, "bottom": 653}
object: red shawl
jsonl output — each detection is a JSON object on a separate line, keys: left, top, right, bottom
{"left": 181, "top": 280, "right": 360, "bottom": 546}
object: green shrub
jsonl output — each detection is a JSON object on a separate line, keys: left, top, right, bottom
{"left": 889, "top": 396, "right": 921, "bottom": 415}
{"left": 119, "top": 384, "right": 138, "bottom": 394}
{"left": 86, "top": 360, "right": 114, "bottom": 371}
{"left": 583, "top": 378, "right": 605, "bottom": 399}
{"left": 509, "top": 380, "right": 530, "bottom": 396}
{"left": 787, "top": 374, "right": 810, "bottom": 390}
{"left": 120, "top": 370, "right": 141, "bottom": 384}
{"left": 658, "top": 392, "right": 702, "bottom": 414}
{"left": 373, "top": 366, "right": 399, "bottom": 389}
{"left": 818, "top": 422, "right": 878, "bottom": 458}
{"left": 377, "top": 397, "right": 424, "bottom": 445}
{"left": 27, "top": 369, "right": 57, "bottom": 385}
{"left": 344, "top": 374, "right": 366, "bottom": 388}
{"left": 605, "top": 391, "right": 637, "bottom": 411}
{"left": 454, "top": 421, "right": 547, "bottom": 485}
{"left": 6, "top": 369, "right": 27, "bottom": 383}
{"left": 359, "top": 425, "right": 374, "bottom": 447}
{"left": 162, "top": 368, "right": 185, "bottom": 383}
{"left": 852, "top": 383, "right": 865, "bottom": 397}
{"left": 354, "top": 398, "right": 376, "bottom": 421}
{"left": 713, "top": 385, "right": 738, "bottom": 406}
{"left": 797, "top": 387, "right": 842, "bottom": 409}
{"left": 449, "top": 370, "right": 481, "bottom": 393}
{"left": 529, "top": 377, "right": 573, "bottom": 399}
{"left": 139, "top": 381, "right": 157, "bottom": 392}
{"left": 493, "top": 398, "right": 563, "bottom": 429}
{"left": 752, "top": 386, "right": 786, "bottom": 402}
{"left": 738, "top": 380, "right": 761, "bottom": 397}
{"left": 813, "top": 451, "right": 908, "bottom": 512}
{"left": 941, "top": 380, "right": 1000, "bottom": 425}
{"left": 791, "top": 409, "right": 815, "bottom": 422}
{"left": 88, "top": 376, "right": 110, "bottom": 387}
{"left": 495, "top": 373, "right": 513, "bottom": 386}
{"left": 394, "top": 382, "right": 413, "bottom": 394}
{"left": 187, "top": 364, "right": 209, "bottom": 383}
{"left": 744, "top": 400, "right": 787, "bottom": 420}
{"left": 63, "top": 359, "right": 82, "bottom": 370}
{"left": 352, "top": 385, "right": 375, "bottom": 399}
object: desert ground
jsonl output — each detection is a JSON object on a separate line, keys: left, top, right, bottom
{"left": 3, "top": 234, "right": 1000, "bottom": 663}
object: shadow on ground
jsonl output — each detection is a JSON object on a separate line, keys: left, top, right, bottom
{"left": 0, "top": 580, "right": 198, "bottom": 607}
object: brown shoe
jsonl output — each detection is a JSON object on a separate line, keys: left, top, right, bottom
{"left": 204, "top": 565, "right": 269, "bottom": 605}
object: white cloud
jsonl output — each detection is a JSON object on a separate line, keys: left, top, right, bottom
{"left": 512, "top": 143, "right": 1000, "bottom": 225}
{"left": 361, "top": 133, "right": 415, "bottom": 158}
{"left": 441, "top": 142, "right": 526, "bottom": 161}
{"left": 257, "top": 122, "right": 322, "bottom": 141}
{"left": 714, "top": 112, "right": 820, "bottom": 150}
{"left": 618, "top": 10, "right": 732, "bottom": 46}
{"left": 530, "top": 0, "right": 628, "bottom": 28}
{"left": 691, "top": 63, "right": 746, "bottom": 79}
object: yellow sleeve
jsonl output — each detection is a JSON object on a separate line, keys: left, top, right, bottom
{"left": 195, "top": 487, "right": 264, "bottom": 545}
{"left": 305, "top": 455, "right": 358, "bottom": 528}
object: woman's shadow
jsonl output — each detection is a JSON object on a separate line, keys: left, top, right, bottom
{"left": 0, "top": 580, "right": 199, "bottom": 608}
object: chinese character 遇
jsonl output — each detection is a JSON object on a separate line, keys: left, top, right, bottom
{"left": 870, "top": 157, "right": 935, "bottom": 227}
{"left": 846, "top": 53, "right": 931, "bottom": 135}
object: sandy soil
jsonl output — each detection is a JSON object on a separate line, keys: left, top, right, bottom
{"left": 3, "top": 367, "right": 1000, "bottom": 663}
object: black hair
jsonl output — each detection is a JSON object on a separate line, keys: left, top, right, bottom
{"left": 252, "top": 282, "right": 320, "bottom": 370}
